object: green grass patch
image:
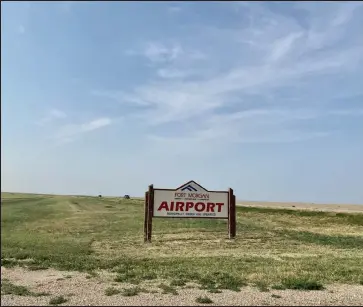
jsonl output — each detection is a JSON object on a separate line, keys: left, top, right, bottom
{"left": 34, "top": 291, "right": 50, "bottom": 297}
{"left": 27, "top": 263, "right": 49, "bottom": 271}
{"left": 208, "top": 288, "right": 222, "bottom": 293}
{"left": 1, "top": 281, "right": 49, "bottom": 297}
{"left": 271, "top": 294, "right": 281, "bottom": 298}
{"left": 114, "top": 271, "right": 140, "bottom": 285}
{"left": 141, "top": 272, "right": 157, "bottom": 280}
{"left": 105, "top": 287, "right": 121, "bottom": 296}
{"left": 237, "top": 206, "right": 363, "bottom": 226}
{"left": 274, "top": 278, "right": 324, "bottom": 291}
{"left": 158, "top": 283, "right": 178, "bottom": 295}
{"left": 196, "top": 295, "right": 214, "bottom": 304}
{"left": 121, "top": 287, "right": 141, "bottom": 297}
{"left": 86, "top": 271, "right": 98, "bottom": 277}
{"left": 199, "top": 272, "right": 246, "bottom": 292}
{"left": 1, "top": 192, "right": 363, "bottom": 289}
{"left": 170, "top": 279, "right": 186, "bottom": 286}
{"left": 85, "top": 271, "right": 98, "bottom": 279}
{"left": 271, "top": 284, "right": 286, "bottom": 290}
{"left": 277, "top": 230, "right": 363, "bottom": 249}
{"left": 49, "top": 295, "right": 68, "bottom": 305}
{"left": 1, "top": 259, "right": 18, "bottom": 268}
{"left": 1, "top": 282, "right": 32, "bottom": 296}
{"left": 254, "top": 281, "right": 270, "bottom": 292}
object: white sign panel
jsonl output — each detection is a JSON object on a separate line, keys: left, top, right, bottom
{"left": 153, "top": 181, "right": 229, "bottom": 219}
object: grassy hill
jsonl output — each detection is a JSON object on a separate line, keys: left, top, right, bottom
{"left": 1, "top": 192, "right": 363, "bottom": 291}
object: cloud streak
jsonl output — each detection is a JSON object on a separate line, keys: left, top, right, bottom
{"left": 268, "top": 32, "right": 303, "bottom": 62}
{"left": 143, "top": 42, "right": 183, "bottom": 63}
{"left": 168, "top": 6, "right": 182, "bottom": 13}
{"left": 99, "top": 2, "right": 363, "bottom": 146}
{"left": 126, "top": 42, "right": 207, "bottom": 66}
{"left": 55, "top": 117, "right": 112, "bottom": 144}
{"left": 37, "top": 109, "right": 67, "bottom": 126}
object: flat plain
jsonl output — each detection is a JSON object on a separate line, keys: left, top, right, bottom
{"left": 1, "top": 192, "right": 363, "bottom": 306}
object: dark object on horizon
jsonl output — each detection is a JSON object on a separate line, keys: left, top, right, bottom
{"left": 98, "top": 195, "right": 102, "bottom": 198}
{"left": 124, "top": 195, "right": 130, "bottom": 199}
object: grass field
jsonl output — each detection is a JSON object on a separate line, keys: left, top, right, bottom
{"left": 1, "top": 192, "right": 363, "bottom": 293}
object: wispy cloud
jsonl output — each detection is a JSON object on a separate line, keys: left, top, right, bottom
{"left": 168, "top": 6, "right": 182, "bottom": 13}
{"left": 268, "top": 32, "right": 303, "bottom": 62}
{"left": 156, "top": 68, "right": 197, "bottom": 79}
{"left": 122, "top": 45, "right": 362, "bottom": 126}
{"left": 147, "top": 108, "right": 325, "bottom": 145}
{"left": 102, "top": 2, "right": 363, "bottom": 146}
{"left": 126, "top": 42, "right": 206, "bottom": 65}
{"left": 330, "top": 2, "right": 363, "bottom": 27}
{"left": 54, "top": 117, "right": 112, "bottom": 144}
{"left": 143, "top": 42, "right": 183, "bottom": 63}
{"left": 37, "top": 109, "right": 67, "bottom": 126}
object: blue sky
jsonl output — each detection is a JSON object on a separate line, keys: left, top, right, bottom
{"left": 1, "top": 1, "right": 363, "bottom": 203}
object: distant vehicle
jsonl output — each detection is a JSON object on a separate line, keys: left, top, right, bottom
{"left": 98, "top": 195, "right": 102, "bottom": 198}
{"left": 123, "top": 195, "right": 130, "bottom": 199}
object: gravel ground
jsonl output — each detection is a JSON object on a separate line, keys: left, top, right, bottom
{"left": 1, "top": 267, "right": 363, "bottom": 306}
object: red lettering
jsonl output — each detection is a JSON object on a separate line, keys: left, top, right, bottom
{"left": 176, "top": 202, "right": 185, "bottom": 211}
{"left": 207, "top": 202, "right": 215, "bottom": 212}
{"left": 170, "top": 201, "right": 174, "bottom": 211}
{"left": 195, "top": 202, "right": 206, "bottom": 212}
{"left": 186, "top": 202, "right": 194, "bottom": 211}
{"left": 158, "top": 201, "right": 169, "bottom": 211}
{"left": 216, "top": 203, "right": 224, "bottom": 212}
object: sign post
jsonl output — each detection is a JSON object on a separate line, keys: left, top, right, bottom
{"left": 144, "top": 180, "right": 236, "bottom": 242}
{"left": 228, "top": 188, "right": 236, "bottom": 239}
{"left": 144, "top": 191, "right": 149, "bottom": 243}
{"left": 145, "top": 185, "right": 154, "bottom": 243}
